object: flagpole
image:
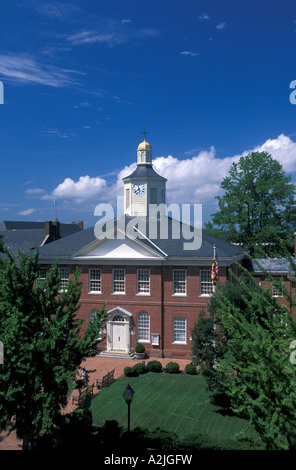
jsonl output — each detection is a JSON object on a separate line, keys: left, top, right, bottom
{"left": 212, "top": 244, "right": 217, "bottom": 369}
{"left": 212, "top": 244, "right": 216, "bottom": 293}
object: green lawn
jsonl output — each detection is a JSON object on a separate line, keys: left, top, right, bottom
{"left": 90, "top": 373, "right": 263, "bottom": 450}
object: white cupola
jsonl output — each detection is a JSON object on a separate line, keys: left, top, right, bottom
{"left": 122, "top": 137, "right": 167, "bottom": 217}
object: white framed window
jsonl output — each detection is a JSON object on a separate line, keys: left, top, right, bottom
{"left": 58, "top": 268, "right": 70, "bottom": 291}
{"left": 173, "top": 269, "right": 187, "bottom": 295}
{"left": 151, "top": 333, "right": 160, "bottom": 346}
{"left": 173, "top": 317, "right": 186, "bottom": 343}
{"left": 272, "top": 277, "right": 284, "bottom": 297}
{"left": 137, "top": 269, "right": 150, "bottom": 294}
{"left": 137, "top": 311, "right": 150, "bottom": 342}
{"left": 113, "top": 269, "right": 125, "bottom": 293}
{"left": 89, "top": 268, "right": 101, "bottom": 293}
{"left": 200, "top": 270, "right": 213, "bottom": 295}
{"left": 37, "top": 267, "right": 47, "bottom": 284}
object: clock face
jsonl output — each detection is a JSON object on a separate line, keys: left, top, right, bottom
{"left": 133, "top": 183, "right": 145, "bottom": 196}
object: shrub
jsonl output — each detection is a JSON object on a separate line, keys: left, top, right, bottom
{"left": 165, "top": 361, "right": 180, "bottom": 374}
{"left": 146, "top": 360, "right": 163, "bottom": 373}
{"left": 124, "top": 366, "right": 138, "bottom": 377}
{"left": 132, "top": 363, "right": 148, "bottom": 375}
{"left": 135, "top": 342, "right": 145, "bottom": 353}
{"left": 185, "top": 363, "right": 198, "bottom": 375}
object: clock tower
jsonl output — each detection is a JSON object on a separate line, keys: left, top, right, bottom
{"left": 123, "top": 138, "right": 167, "bottom": 217}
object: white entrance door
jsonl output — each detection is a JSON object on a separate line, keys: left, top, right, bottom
{"left": 112, "top": 323, "right": 126, "bottom": 351}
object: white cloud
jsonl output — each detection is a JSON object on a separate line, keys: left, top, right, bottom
{"left": 36, "top": 134, "right": 296, "bottom": 222}
{"left": 180, "top": 51, "right": 199, "bottom": 57}
{"left": 113, "top": 134, "right": 296, "bottom": 208}
{"left": 67, "top": 20, "right": 158, "bottom": 47}
{"left": 216, "top": 22, "right": 227, "bottom": 30}
{"left": 199, "top": 13, "right": 210, "bottom": 20}
{"left": 25, "top": 188, "right": 46, "bottom": 195}
{"left": 251, "top": 134, "right": 296, "bottom": 173}
{"left": 39, "top": 128, "right": 76, "bottom": 139}
{"left": 33, "top": 1, "right": 82, "bottom": 20}
{"left": 18, "top": 208, "right": 36, "bottom": 216}
{"left": 0, "top": 54, "right": 80, "bottom": 87}
{"left": 45, "top": 175, "right": 107, "bottom": 202}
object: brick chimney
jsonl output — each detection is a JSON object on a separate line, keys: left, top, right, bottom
{"left": 45, "top": 221, "right": 61, "bottom": 242}
{"left": 72, "top": 221, "right": 84, "bottom": 230}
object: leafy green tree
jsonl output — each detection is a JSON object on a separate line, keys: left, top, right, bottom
{"left": 191, "top": 279, "right": 262, "bottom": 407}
{"left": 195, "top": 263, "right": 296, "bottom": 449}
{"left": 205, "top": 151, "right": 296, "bottom": 257}
{"left": 0, "top": 248, "right": 107, "bottom": 450}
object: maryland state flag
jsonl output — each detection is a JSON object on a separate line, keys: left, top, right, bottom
{"left": 211, "top": 245, "right": 219, "bottom": 285}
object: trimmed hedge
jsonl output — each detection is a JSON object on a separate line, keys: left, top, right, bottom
{"left": 124, "top": 366, "right": 138, "bottom": 377}
{"left": 165, "top": 361, "right": 180, "bottom": 374}
{"left": 135, "top": 342, "right": 145, "bottom": 353}
{"left": 185, "top": 363, "right": 198, "bottom": 375}
{"left": 132, "top": 362, "right": 148, "bottom": 375}
{"left": 124, "top": 363, "right": 148, "bottom": 377}
{"left": 146, "top": 360, "right": 163, "bottom": 373}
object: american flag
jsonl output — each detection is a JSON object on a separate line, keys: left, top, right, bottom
{"left": 211, "top": 245, "right": 219, "bottom": 285}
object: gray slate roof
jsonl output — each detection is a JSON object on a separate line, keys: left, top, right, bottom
{"left": 122, "top": 165, "right": 167, "bottom": 182}
{"left": 245, "top": 258, "right": 291, "bottom": 273}
{"left": 0, "top": 221, "right": 83, "bottom": 257}
{"left": 37, "top": 215, "right": 245, "bottom": 261}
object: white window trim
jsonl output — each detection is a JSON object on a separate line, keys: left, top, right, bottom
{"left": 89, "top": 268, "right": 102, "bottom": 294}
{"left": 112, "top": 268, "right": 125, "bottom": 294}
{"left": 272, "top": 277, "right": 284, "bottom": 297}
{"left": 137, "top": 269, "right": 150, "bottom": 295}
{"left": 173, "top": 269, "right": 187, "bottom": 296}
{"left": 137, "top": 311, "right": 150, "bottom": 343}
{"left": 36, "top": 267, "right": 47, "bottom": 285}
{"left": 58, "top": 268, "right": 70, "bottom": 292}
{"left": 172, "top": 317, "right": 187, "bottom": 344}
{"left": 199, "top": 269, "right": 213, "bottom": 297}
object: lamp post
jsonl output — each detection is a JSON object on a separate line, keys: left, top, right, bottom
{"left": 123, "top": 384, "right": 135, "bottom": 433}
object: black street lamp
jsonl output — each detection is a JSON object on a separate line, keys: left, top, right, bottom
{"left": 123, "top": 384, "right": 135, "bottom": 433}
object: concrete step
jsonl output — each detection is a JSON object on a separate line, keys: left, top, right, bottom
{"left": 97, "top": 350, "right": 136, "bottom": 360}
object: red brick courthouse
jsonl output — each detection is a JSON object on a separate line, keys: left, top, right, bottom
{"left": 37, "top": 138, "right": 295, "bottom": 360}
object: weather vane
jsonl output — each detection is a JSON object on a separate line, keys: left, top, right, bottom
{"left": 142, "top": 124, "right": 148, "bottom": 140}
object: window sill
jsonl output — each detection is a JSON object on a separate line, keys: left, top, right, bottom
{"left": 172, "top": 293, "right": 187, "bottom": 297}
{"left": 136, "top": 293, "right": 151, "bottom": 296}
{"left": 89, "top": 291, "right": 102, "bottom": 295}
{"left": 199, "top": 294, "right": 211, "bottom": 298}
{"left": 112, "top": 292, "right": 126, "bottom": 295}
{"left": 172, "top": 341, "right": 187, "bottom": 345}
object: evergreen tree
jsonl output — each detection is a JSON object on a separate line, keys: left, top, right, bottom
{"left": 191, "top": 279, "right": 261, "bottom": 407}
{"left": 205, "top": 151, "right": 296, "bottom": 257}
{"left": 192, "top": 262, "right": 296, "bottom": 449}
{"left": 0, "top": 248, "right": 107, "bottom": 449}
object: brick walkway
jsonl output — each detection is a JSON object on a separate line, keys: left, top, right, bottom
{"left": 0, "top": 355, "right": 191, "bottom": 450}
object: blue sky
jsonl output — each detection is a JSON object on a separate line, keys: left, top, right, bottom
{"left": 1, "top": 0, "right": 296, "bottom": 227}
